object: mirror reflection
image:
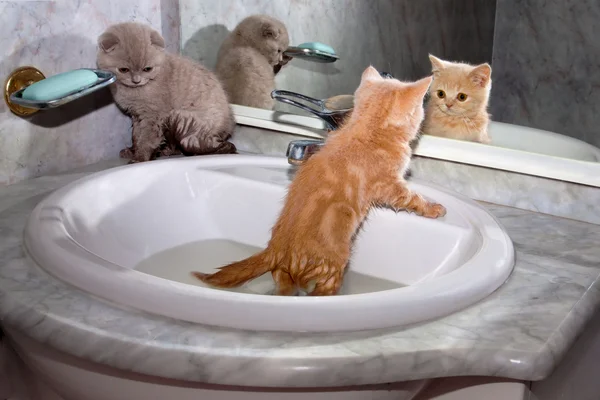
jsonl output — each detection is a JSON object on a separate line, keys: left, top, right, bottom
{"left": 181, "top": 0, "right": 600, "bottom": 163}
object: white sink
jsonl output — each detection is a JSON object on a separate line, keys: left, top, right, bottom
{"left": 24, "top": 155, "right": 514, "bottom": 332}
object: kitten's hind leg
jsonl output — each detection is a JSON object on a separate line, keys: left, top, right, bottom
{"left": 165, "top": 110, "right": 237, "bottom": 156}
{"left": 308, "top": 269, "right": 344, "bottom": 296}
{"left": 272, "top": 269, "right": 298, "bottom": 296}
{"left": 376, "top": 179, "right": 446, "bottom": 218}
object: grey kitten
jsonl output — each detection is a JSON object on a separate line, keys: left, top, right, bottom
{"left": 97, "top": 22, "right": 236, "bottom": 163}
{"left": 216, "top": 15, "right": 290, "bottom": 110}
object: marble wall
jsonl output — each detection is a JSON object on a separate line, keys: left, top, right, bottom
{"left": 180, "top": 0, "right": 496, "bottom": 110}
{"left": 0, "top": 0, "right": 179, "bottom": 185}
{"left": 490, "top": 0, "right": 600, "bottom": 148}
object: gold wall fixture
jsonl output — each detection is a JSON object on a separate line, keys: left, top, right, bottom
{"left": 4, "top": 66, "right": 46, "bottom": 117}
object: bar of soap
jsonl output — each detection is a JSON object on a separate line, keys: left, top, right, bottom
{"left": 297, "top": 42, "right": 337, "bottom": 56}
{"left": 21, "top": 69, "right": 99, "bottom": 102}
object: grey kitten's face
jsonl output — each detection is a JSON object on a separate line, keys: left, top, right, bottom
{"left": 263, "top": 35, "right": 289, "bottom": 66}
{"left": 113, "top": 53, "right": 164, "bottom": 88}
{"left": 97, "top": 24, "right": 166, "bottom": 88}
{"left": 252, "top": 19, "right": 289, "bottom": 66}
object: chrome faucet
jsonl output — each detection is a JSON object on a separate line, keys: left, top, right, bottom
{"left": 286, "top": 139, "right": 325, "bottom": 165}
{"left": 281, "top": 71, "right": 394, "bottom": 165}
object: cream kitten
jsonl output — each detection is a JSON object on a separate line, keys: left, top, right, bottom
{"left": 97, "top": 22, "right": 236, "bottom": 163}
{"left": 215, "top": 15, "right": 290, "bottom": 110}
{"left": 422, "top": 55, "right": 492, "bottom": 144}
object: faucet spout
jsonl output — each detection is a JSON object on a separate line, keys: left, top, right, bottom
{"left": 286, "top": 139, "right": 325, "bottom": 165}
{"left": 284, "top": 71, "right": 396, "bottom": 165}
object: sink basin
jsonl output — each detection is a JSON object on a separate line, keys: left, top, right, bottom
{"left": 24, "top": 155, "right": 514, "bottom": 332}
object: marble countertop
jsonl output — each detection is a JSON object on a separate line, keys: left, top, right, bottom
{"left": 1, "top": 158, "right": 600, "bottom": 388}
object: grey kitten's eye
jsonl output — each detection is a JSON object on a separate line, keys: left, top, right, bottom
{"left": 437, "top": 90, "right": 446, "bottom": 99}
{"left": 277, "top": 49, "right": 282, "bottom": 53}
{"left": 457, "top": 92, "right": 468, "bottom": 101}
{"left": 143, "top": 67, "right": 153, "bottom": 72}
{"left": 118, "top": 67, "right": 130, "bottom": 73}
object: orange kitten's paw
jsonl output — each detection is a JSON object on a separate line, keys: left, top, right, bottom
{"left": 423, "top": 203, "right": 447, "bottom": 219}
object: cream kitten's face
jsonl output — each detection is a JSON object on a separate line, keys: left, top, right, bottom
{"left": 427, "top": 55, "right": 492, "bottom": 116}
{"left": 97, "top": 24, "right": 166, "bottom": 88}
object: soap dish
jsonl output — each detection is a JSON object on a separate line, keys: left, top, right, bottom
{"left": 6, "top": 68, "right": 116, "bottom": 114}
{"left": 284, "top": 42, "right": 339, "bottom": 63}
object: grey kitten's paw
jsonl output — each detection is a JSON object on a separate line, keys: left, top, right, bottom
{"left": 119, "top": 147, "right": 134, "bottom": 159}
{"left": 212, "top": 141, "right": 237, "bottom": 155}
{"left": 159, "top": 146, "right": 182, "bottom": 157}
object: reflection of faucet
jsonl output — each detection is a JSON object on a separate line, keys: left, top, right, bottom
{"left": 282, "top": 71, "right": 394, "bottom": 165}
{"left": 271, "top": 90, "right": 353, "bottom": 131}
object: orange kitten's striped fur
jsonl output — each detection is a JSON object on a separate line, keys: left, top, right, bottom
{"left": 193, "top": 67, "right": 446, "bottom": 296}
{"left": 422, "top": 55, "right": 492, "bottom": 144}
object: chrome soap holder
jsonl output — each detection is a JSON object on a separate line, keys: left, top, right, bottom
{"left": 4, "top": 66, "right": 116, "bottom": 117}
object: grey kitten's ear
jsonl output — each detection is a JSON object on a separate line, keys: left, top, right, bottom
{"left": 98, "top": 32, "right": 119, "bottom": 53}
{"left": 469, "top": 63, "right": 492, "bottom": 87}
{"left": 150, "top": 30, "right": 166, "bottom": 49}
{"left": 261, "top": 22, "right": 279, "bottom": 39}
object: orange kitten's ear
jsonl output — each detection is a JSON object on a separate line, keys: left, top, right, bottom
{"left": 361, "top": 66, "right": 382, "bottom": 83}
{"left": 428, "top": 54, "right": 447, "bottom": 75}
{"left": 150, "top": 30, "right": 166, "bottom": 49}
{"left": 261, "top": 22, "right": 279, "bottom": 39}
{"left": 469, "top": 63, "right": 492, "bottom": 87}
{"left": 409, "top": 75, "right": 434, "bottom": 100}
{"left": 98, "top": 32, "right": 119, "bottom": 53}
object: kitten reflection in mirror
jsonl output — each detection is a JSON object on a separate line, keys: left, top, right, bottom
{"left": 97, "top": 22, "right": 236, "bottom": 163}
{"left": 193, "top": 66, "right": 445, "bottom": 296}
{"left": 422, "top": 55, "right": 492, "bottom": 144}
{"left": 216, "top": 15, "right": 290, "bottom": 110}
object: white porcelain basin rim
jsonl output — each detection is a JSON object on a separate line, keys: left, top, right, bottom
{"left": 24, "top": 155, "right": 515, "bottom": 332}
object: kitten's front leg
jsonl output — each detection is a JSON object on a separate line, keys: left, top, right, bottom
{"left": 478, "top": 131, "right": 492, "bottom": 144}
{"left": 119, "top": 119, "right": 138, "bottom": 159}
{"left": 274, "top": 54, "right": 293, "bottom": 75}
{"left": 376, "top": 179, "right": 446, "bottom": 218}
{"left": 128, "top": 118, "right": 165, "bottom": 163}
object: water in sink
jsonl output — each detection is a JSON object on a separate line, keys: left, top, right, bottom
{"left": 135, "top": 239, "right": 405, "bottom": 295}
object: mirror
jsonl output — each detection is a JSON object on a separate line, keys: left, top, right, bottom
{"left": 180, "top": 0, "right": 600, "bottom": 172}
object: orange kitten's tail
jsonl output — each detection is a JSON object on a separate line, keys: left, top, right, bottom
{"left": 192, "top": 251, "right": 274, "bottom": 288}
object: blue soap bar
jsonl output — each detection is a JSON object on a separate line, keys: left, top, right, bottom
{"left": 21, "top": 69, "right": 99, "bottom": 102}
{"left": 297, "top": 42, "right": 336, "bottom": 56}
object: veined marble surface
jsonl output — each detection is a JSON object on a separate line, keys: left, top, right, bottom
{"left": 1, "top": 155, "right": 600, "bottom": 388}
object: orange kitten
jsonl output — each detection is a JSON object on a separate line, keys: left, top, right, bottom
{"left": 422, "top": 55, "right": 492, "bottom": 144}
{"left": 193, "top": 66, "right": 446, "bottom": 296}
